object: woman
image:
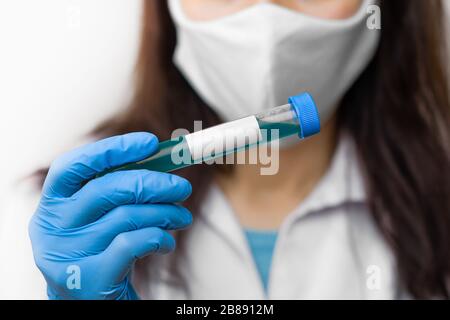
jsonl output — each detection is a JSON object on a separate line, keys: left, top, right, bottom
{"left": 29, "top": 0, "right": 450, "bottom": 299}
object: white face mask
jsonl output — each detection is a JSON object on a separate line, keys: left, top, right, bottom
{"left": 168, "top": 0, "right": 380, "bottom": 123}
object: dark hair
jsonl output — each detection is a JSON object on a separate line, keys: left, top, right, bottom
{"left": 39, "top": 0, "right": 450, "bottom": 298}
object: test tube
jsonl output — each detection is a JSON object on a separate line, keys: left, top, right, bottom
{"left": 97, "top": 92, "right": 320, "bottom": 176}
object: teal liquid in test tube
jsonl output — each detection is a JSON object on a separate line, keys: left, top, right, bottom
{"left": 97, "top": 92, "right": 321, "bottom": 176}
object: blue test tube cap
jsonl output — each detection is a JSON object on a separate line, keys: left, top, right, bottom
{"left": 288, "top": 92, "right": 321, "bottom": 139}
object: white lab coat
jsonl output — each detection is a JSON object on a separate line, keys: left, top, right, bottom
{"left": 133, "top": 134, "right": 401, "bottom": 299}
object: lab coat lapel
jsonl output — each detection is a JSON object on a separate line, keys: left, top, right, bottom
{"left": 196, "top": 185, "right": 266, "bottom": 298}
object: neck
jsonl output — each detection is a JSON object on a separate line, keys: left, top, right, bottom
{"left": 216, "top": 116, "right": 338, "bottom": 229}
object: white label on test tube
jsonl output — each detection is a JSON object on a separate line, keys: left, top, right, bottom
{"left": 185, "top": 116, "right": 263, "bottom": 162}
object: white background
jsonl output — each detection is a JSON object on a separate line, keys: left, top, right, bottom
{"left": 0, "top": 0, "right": 449, "bottom": 299}
{"left": 0, "top": 0, "right": 142, "bottom": 299}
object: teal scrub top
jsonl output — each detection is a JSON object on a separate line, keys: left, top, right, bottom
{"left": 244, "top": 229, "right": 278, "bottom": 291}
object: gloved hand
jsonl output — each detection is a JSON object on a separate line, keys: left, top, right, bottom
{"left": 29, "top": 132, "right": 193, "bottom": 300}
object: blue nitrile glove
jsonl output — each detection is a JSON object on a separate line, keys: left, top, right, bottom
{"left": 29, "top": 132, "right": 193, "bottom": 300}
